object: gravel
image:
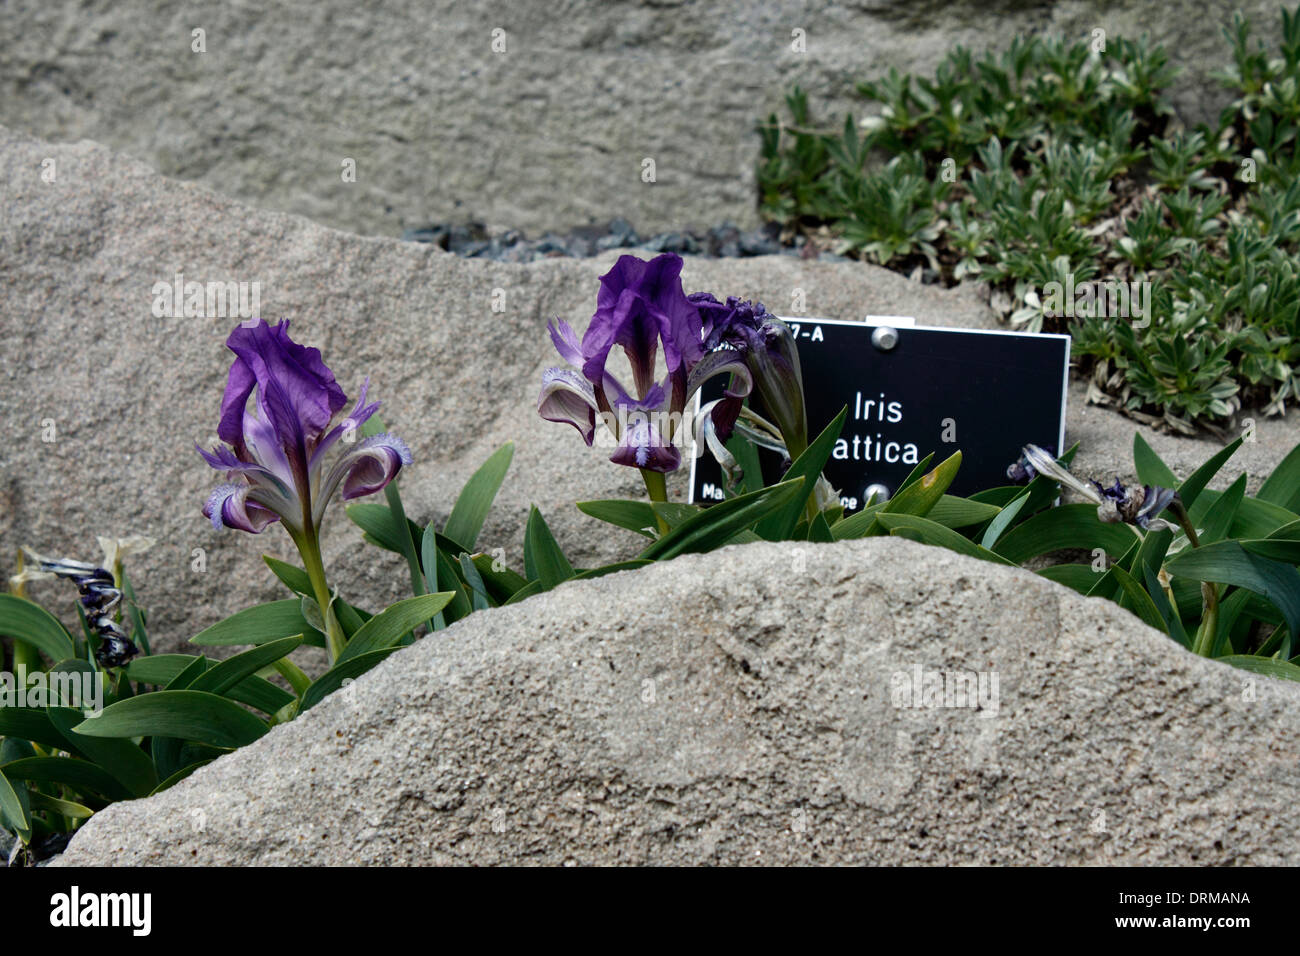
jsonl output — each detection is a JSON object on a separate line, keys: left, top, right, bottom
{"left": 401, "top": 218, "right": 844, "bottom": 265}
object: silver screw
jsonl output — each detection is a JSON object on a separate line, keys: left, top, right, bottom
{"left": 871, "top": 326, "right": 899, "bottom": 351}
{"left": 864, "top": 483, "right": 890, "bottom": 504}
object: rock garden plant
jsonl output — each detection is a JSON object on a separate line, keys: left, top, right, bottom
{"left": 757, "top": 4, "right": 1300, "bottom": 434}
{"left": 5, "top": 252, "right": 1300, "bottom": 864}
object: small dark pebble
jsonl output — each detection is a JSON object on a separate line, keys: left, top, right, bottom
{"left": 400, "top": 224, "right": 450, "bottom": 248}
{"left": 739, "top": 228, "right": 781, "bottom": 257}
{"left": 401, "top": 217, "right": 815, "bottom": 263}
{"left": 645, "top": 232, "right": 699, "bottom": 254}
{"left": 446, "top": 222, "right": 489, "bottom": 254}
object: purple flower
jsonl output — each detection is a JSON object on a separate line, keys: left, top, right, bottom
{"left": 199, "top": 319, "right": 411, "bottom": 535}
{"left": 539, "top": 254, "right": 750, "bottom": 474}
{"left": 687, "top": 293, "right": 807, "bottom": 457}
{"left": 582, "top": 253, "right": 704, "bottom": 397}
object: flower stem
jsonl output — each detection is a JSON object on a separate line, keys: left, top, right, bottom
{"left": 273, "top": 657, "right": 313, "bottom": 697}
{"left": 9, "top": 553, "right": 42, "bottom": 673}
{"left": 1170, "top": 498, "right": 1219, "bottom": 657}
{"left": 640, "top": 469, "right": 671, "bottom": 536}
{"left": 12, "top": 639, "right": 40, "bottom": 682}
{"left": 293, "top": 526, "right": 347, "bottom": 664}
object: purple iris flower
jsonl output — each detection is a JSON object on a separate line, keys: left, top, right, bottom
{"left": 539, "top": 253, "right": 753, "bottom": 474}
{"left": 687, "top": 293, "right": 807, "bottom": 457}
{"left": 198, "top": 319, "right": 411, "bottom": 535}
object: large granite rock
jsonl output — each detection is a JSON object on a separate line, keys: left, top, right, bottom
{"left": 54, "top": 537, "right": 1300, "bottom": 866}
{"left": 3, "top": 125, "right": 1298, "bottom": 656}
{"left": 0, "top": 0, "right": 1281, "bottom": 238}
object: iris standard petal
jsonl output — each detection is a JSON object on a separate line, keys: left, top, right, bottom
{"left": 580, "top": 253, "right": 699, "bottom": 396}
{"left": 582, "top": 287, "right": 662, "bottom": 396}
{"left": 224, "top": 319, "right": 347, "bottom": 470}
{"left": 217, "top": 355, "right": 257, "bottom": 455}
{"left": 639, "top": 253, "right": 704, "bottom": 373}
{"left": 548, "top": 319, "right": 585, "bottom": 367}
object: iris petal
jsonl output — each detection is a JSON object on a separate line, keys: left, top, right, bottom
{"left": 217, "top": 356, "right": 257, "bottom": 455}
{"left": 548, "top": 319, "right": 585, "bottom": 367}
{"left": 203, "top": 483, "right": 281, "bottom": 534}
{"left": 312, "top": 433, "right": 412, "bottom": 525}
{"left": 224, "top": 319, "right": 347, "bottom": 473}
{"left": 685, "top": 349, "right": 754, "bottom": 441}
{"left": 610, "top": 414, "right": 681, "bottom": 473}
{"left": 1136, "top": 485, "right": 1177, "bottom": 529}
{"left": 339, "top": 434, "right": 412, "bottom": 500}
{"left": 310, "top": 377, "right": 382, "bottom": 470}
{"left": 538, "top": 367, "right": 600, "bottom": 445}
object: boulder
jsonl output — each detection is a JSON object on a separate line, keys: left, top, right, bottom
{"left": 0, "top": 0, "right": 1281, "bottom": 237}
{"left": 2, "top": 125, "right": 1298, "bottom": 655}
{"left": 54, "top": 537, "right": 1300, "bottom": 866}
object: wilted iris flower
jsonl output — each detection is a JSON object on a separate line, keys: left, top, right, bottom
{"left": 1090, "top": 478, "right": 1178, "bottom": 530}
{"left": 16, "top": 548, "right": 139, "bottom": 668}
{"left": 198, "top": 318, "right": 410, "bottom": 660}
{"left": 1021, "top": 444, "right": 1175, "bottom": 530}
{"left": 1006, "top": 450, "right": 1040, "bottom": 484}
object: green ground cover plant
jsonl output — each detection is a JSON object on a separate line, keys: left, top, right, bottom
{"left": 757, "top": 6, "right": 1300, "bottom": 434}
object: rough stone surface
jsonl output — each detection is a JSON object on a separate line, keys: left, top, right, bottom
{"left": 0, "top": 0, "right": 1282, "bottom": 238}
{"left": 3, "top": 125, "right": 1298, "bottom": 656}
{"left": 54, "top": 537, "right": 1300, "bottom": 866}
